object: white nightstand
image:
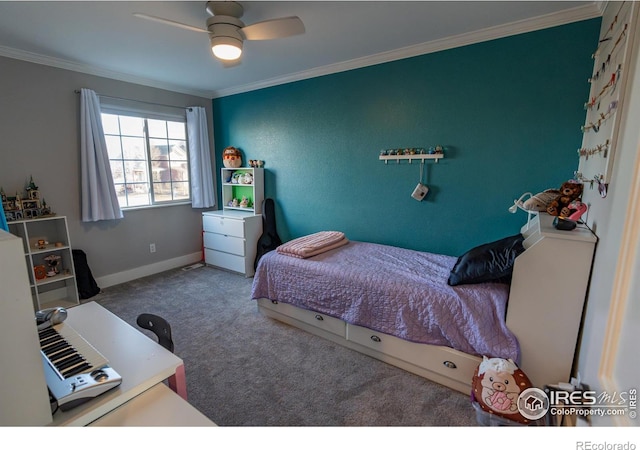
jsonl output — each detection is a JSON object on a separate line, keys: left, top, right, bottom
{"left": 202, "top": 210, "right": 262, "bottom": 277}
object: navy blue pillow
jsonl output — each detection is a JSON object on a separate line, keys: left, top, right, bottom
{"left": 447, "top": 234, "right": 525, "bottom": 286}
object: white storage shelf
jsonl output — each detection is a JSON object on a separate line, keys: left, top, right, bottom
{"left": 221, "top": 167, "right": 264, "bottom": 215}
{"left": 7, "top": 216, "right": 79, "bottom": 312}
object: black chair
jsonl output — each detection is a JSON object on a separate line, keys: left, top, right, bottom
{"left": 136, "top": 313, "right": 174, "bottom": 353}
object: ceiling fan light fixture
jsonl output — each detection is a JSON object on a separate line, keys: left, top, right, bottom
{"left": 210, "top": 35, "right": 242, "bottom": 60}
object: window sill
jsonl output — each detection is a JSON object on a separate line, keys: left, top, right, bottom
{"left": 121, "top": 201, "right": 192, "bottom": 212}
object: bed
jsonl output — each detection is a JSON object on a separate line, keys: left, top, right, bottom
{"left": 251, "top": 214, "right": 597, "bottom": 395}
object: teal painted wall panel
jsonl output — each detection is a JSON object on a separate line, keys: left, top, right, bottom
{"left": 213, "top": 19, "right": 600, "bottom": 256}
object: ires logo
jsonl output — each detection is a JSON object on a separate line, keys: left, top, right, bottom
{"left": 549, "top": 389, "right": 597, "bottom": 405}
{"left": 517, "top": 387, "right": 638, "bottom": 420}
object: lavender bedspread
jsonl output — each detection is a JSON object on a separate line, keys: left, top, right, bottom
{"left": 251, "top": 241, "right": 520, "bottom": 362}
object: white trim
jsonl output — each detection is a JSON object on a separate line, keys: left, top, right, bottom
{"left": 0, "top": 45, "right": 215, "bottom": 99}
{"left": 599, "top": 139, "right": 640, "bottom": 427}
{"left": 0, "top": 3, "right": 601, "bottom": 100}
{"left": 95, "top": 252, "right": 202, "bottom": 289}
{"left": 597, "top": 0, "right": 640, "bottom": 426}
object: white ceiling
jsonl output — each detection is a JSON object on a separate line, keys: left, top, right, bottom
{"left": 0, "top": 1, "right": 601, "bottom": 98}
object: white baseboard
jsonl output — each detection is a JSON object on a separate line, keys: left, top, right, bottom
{"left": 95, "top": 252, "right": 202, "bottom": 289}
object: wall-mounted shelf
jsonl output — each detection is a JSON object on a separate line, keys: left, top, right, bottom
{"left": 379, "top": 154, "right": 444, "bottom": 164}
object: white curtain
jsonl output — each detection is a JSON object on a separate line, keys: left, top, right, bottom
{"left": 186, "top": 106, "right": 216, "bottom": 208}
{"left": 80, "top": 88, "right": 123, "bottom": 222}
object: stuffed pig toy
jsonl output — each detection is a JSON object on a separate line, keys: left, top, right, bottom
{"left": 471, "top": 356, "right": 534, "bottom": 424}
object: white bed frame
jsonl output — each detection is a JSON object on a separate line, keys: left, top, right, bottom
{"left": 257, "top": 213, "right": 597, "bottom": 394}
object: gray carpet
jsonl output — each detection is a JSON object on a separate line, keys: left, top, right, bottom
{"left": 92, "top": 264, "right": 478, "bottom": 426}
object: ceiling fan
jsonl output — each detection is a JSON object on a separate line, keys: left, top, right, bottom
{"left": 134, "top": 1, "right": 305, "bottom": 64}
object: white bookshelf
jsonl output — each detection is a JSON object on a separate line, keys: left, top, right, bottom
{"left": 7, "top": 216, "right": 79, "bottom": 311}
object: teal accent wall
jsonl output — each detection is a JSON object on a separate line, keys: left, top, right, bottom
{"left": 213, "top": 19, "right": 601, "bottom": 256}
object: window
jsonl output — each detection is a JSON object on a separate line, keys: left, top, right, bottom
{"left": 101, "top": 113, "right": 190, "bottom": 208}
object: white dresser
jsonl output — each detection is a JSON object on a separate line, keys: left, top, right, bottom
{"left": 202, "top": 210, "right": 262, "bottom": 277}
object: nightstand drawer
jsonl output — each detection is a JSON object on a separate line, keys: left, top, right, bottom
{"left": 202, "top": 215, "right": 245, "bottom": 238}
{"left": 204, "top": 248, "right": 246, "bottom": 274}
{"left": 203, "top": 232, "right": 245, "bottom": 256}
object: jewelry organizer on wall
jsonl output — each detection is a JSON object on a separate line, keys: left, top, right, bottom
{"left": 578, "top": 1, "right": 639, "bottom": 187}
{"left": 379, "top": 147, "right": 445, "bottom": 202}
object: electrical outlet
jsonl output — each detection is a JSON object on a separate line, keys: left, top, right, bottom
{"left": 149, "top": 243, "right": 156, "bottom": 253}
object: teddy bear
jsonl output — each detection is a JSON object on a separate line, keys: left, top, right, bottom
{"left": 546, "top": 181, "right": 583, "bottom": 217}
{"left": 471, "top": 356, "right": 534, "bottom": 424}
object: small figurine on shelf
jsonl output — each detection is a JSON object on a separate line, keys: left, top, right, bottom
{"left": 26, "top": 176, "right": 39, "bottom": 199}
{"left": 239, "top": 196, "right": 249, "bottom": 208}
{"left": 33, "top": 265, "right": 47, "bottom": 281}
{"left": 44, "top": 254, "right": 61, "bottom": 277}
{"left": 231, "top": 198, "right": 239, "bottom": 208}
{"left": 40, "top": 199, "right": 53, "bottom": 216}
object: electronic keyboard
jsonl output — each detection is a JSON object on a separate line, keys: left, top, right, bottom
{"left": 38, "top": 322, "right": 122, "bottom": 412}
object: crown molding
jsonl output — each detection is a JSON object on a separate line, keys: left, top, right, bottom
{"left": 0, "top": 45, "right": 216, "bottom": 99}
{"left": 212, "top": 2, "right": 602, "bottom": 98}
{"left": 0, "top": 2, "right": 601, "bottom": 100}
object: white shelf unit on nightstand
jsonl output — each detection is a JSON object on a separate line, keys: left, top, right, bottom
{"left": 220, "top": 167, "right": 264, "bottom": 214}
{"left": 202, "top": 210, "right": 262, "bottom": 277}
{"left": 7, "top": 216, "right": 79, "bottom": 312}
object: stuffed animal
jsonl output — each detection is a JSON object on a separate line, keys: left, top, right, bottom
{"left": 471, "top": 356, "right": 534, "bottom": 424}
{"left": 223, "top": 146, "right": 243, "bottom": 168}
{"left": 546, "top": 181, "right": 583, "bottom": 217}
{"left": 565, "top": 200, "right": 588, "bottom": 220}
{"left": 522, "top": 189, "right": 560, "bottom": 212}
{"left": 231, "top": 172, "right": 243, "bottom": 184}
{"left": 240, "top": 172, "right": 253, "bottom": 185}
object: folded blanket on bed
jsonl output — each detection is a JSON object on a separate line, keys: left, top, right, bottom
{"left": 276, "top": 231, "right": 349, "bottom": 259}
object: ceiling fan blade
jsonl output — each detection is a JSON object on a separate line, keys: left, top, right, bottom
{"left": 133, "top": 13, "right": 208, "bottom": 33}
{"left": 240, "top": 16, "right": 305, "bottom": 41}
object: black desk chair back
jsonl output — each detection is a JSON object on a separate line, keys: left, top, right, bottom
{"left": 136, "top": 313, "right": 174, "bottom": 353}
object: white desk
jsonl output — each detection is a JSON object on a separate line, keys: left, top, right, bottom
{"left": 49, "top": 301, "right": 189, "bottom": 426}
{"left": 90, "top": 383, "right": 215, "bottom": 426}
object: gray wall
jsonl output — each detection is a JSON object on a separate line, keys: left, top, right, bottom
{"left": 0, "top": 56, "right": 215, "bottom": 281}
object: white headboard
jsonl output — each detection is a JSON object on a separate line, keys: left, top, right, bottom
{"left": 506, "top": 213, "right": 597, "bottom": 387}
